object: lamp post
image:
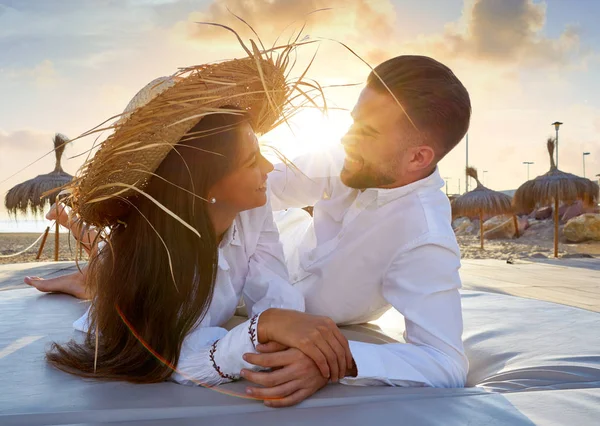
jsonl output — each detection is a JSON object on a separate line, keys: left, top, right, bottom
{"left": 523, "top": 161, "right": 534, "bottom": 180}
{"left": 444, "top": 177, "right": 451, "bottom": 196}
{"left": 483, "top": 170, "right": 488, "bottom": 186}
{"left": 552, "top": 121, "right": 563, "bottom": 167}
{"left": 583, "top": 152, "right": 590, "bottom": 177}
{"left": 465, "top": 133, "right": 469, "bottom": 192}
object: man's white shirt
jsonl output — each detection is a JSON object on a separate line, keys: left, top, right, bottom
{"left": 269, "top": 146, "right": 468, "bottom": 388}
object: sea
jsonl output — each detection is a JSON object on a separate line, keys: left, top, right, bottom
{"left": 0, "top": 219, "right": 52, "bottom": 234}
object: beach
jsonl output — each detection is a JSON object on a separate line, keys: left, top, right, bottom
{"left": 0, "top": 232, "right": 88, "bottom": 265}
{"left": 457, "top": 234, "right": 600, "bottom": 260}
{"left": 1, "top": 226, "right": 599, "bottom": 266}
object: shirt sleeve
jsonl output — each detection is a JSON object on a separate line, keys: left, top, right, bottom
{"left": 268, "top": 146, "right": 345, "bottom": 211}
{"left": 340, "top": 238, "right": 468, "bottom": 388}
{"left": 242, "top": 196, "right": 306, "bottom": 316}
{"left": 74, "top": 308, "right": 267, "bottom": 387}
{"left": 174, "top": 198, "right": 305, "bottom": 387}
{"left": 172, "top": 314, "right": 264, "bottom": 387}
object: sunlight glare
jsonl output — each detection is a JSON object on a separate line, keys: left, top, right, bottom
{"left": 261, "top": 109, "right": 352, "bottom": 163}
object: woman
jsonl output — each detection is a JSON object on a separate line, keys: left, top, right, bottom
{"left": 47, "top": 57, "right": 352, "bottom": 399}
{"left": 25, "top": 204, "right": 95, "bottom": 299}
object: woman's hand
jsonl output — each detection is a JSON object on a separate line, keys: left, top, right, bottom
{"left": 46, "top": 203, "right": 72, "bottom": 229}
{"left": 257, "top": 309, "right": 353, "bottom": 383}
{"left": 242, "top": 347, "right": 329, "bottom": 407}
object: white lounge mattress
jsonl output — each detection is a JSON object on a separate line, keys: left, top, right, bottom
{"left": 1, "top": 273, "right": 599, "bottom": 424}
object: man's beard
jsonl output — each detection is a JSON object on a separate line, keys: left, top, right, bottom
{"left": 340, "top": 163, "right": 396, "bottom": 189}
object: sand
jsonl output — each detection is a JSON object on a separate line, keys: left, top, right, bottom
{"left": 1, "top": 218, "right": 599, "bottom": 265}
{"left": 458, "top": 235, "right": 600, "bottom": 260}
{"left": 0, "top": 232, "right": 88, "bottom": 265}
{"left": 457, "top": 219, "right": 600, "bottom": 260}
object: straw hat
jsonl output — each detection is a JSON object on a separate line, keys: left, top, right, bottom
{"left": 69, "top": 53, "right": 291, "bottom": 227}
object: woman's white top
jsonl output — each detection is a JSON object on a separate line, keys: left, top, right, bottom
{"left": 74, "top": 197, "right": 305, "bottom": 386}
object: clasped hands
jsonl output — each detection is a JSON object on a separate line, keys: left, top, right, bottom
{"left": 241, "top": 309, "right": 357, "bottom": 408}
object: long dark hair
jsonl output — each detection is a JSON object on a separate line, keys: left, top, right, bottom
{"left": 47, "top": 110, "right": 248, "bottom": 383}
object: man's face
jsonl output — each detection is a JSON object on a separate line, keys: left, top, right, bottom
{"left": 340, "top": 87, "right": 410, "bottom": 189}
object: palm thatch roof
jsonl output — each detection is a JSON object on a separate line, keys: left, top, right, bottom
{"left": 4, "top": 134, "right": 72, "bottom": 216}
{"left": 514, "top": 138, "right": 599, "bottom": 212}
{"left": 452, "top": 167, "right": 513, "bottom": 219}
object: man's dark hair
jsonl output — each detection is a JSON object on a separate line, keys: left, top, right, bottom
{"left": 367, "top": 55, "right": 471, "bottom": 161}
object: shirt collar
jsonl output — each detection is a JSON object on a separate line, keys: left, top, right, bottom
{"left": 219, "top": 218, "right": 242, "bottom": 249}
{"left": 367, "top": 167, "right": 445, "bottom": 207}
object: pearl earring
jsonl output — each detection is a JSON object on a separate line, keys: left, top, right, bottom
{"left": 210, "top": 197, "right": 216, "bottom": 204}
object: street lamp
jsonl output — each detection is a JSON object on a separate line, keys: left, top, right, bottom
{"left": 523, "top": 161, "right": 534, "bottom": 180}
{"left": 465, "top": 133, "right": 469, "bottom": 192}
{"left": 552, "top": 121, "right": 563, "bottom": 167}
{"left": 583, "top": 152, "right": 590, "bottom": 177}
{"left": 443, "top": 177, "right": 451, "bottom": 196}
{"left": 483, "top": 170, "right": 488, "bottom": 186}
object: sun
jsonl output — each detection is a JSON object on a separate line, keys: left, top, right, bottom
{"left": 261, "top": 108, "right": 353, "bottom": 162}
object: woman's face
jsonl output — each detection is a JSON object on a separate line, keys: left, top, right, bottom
{"left": 208, "top": 122, "right": 274, "bottom": 212}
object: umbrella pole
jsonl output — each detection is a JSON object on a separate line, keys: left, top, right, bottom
{"left": 54, "top": 220, "right": 59, "bottom": 261}
{"left": 54, "top": 196, "right": 60, "bottom": 262}
{"left": 479, "top": 212, "right": 484, "bottom": 250}
{"left": 513, "top": 215, "right": 520, "bottom": 238}
{"left": 553, "top": 197, "right": 560, "bottom": 258}
{"left": 36, "top": 226, "right": 50, "bottom": 260}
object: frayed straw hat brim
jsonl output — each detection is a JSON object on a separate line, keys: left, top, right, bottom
{"left": 70, "top": 55, "right": 289, "bottom": 227}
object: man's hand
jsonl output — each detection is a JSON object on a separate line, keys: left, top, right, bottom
{"left": 257, "top": 309, "right": 352, "bottom": 383}
{"left": 242, "top": 346, "right": 329, "bottom": 408}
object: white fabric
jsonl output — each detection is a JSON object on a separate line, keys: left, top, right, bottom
{"left": 74, "top": 196, "right": 305, "bottom": 386}
{"left": 4, "top": 284, "right": 600, "bottom": 424}
{"left": 460, "top": 291, "right": 600, "bottom": 392}
{"left": 369, "top": 290, "right": 600, "bottom": 391}
{"left": 174, "top": 314, "right": 263, "bottom": 387}
{"left": 270, "top": 146, "right": 467, "bottom": 388}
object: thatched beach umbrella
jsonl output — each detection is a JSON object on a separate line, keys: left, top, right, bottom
{"left": 452, "top": 167, "right": 516, "bottom": 249}
{"left": 5, "top": 133, "right": 72, "bottom": 215}
{"left": 514, "top": 138, "right": 599, "bottom": 258}
{"left": 4, "top": 133, "right": 72, "bottom": 260}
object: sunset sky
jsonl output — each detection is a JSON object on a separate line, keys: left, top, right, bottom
{"left": 1, "top": 0, "right": 600, "bottom": 221}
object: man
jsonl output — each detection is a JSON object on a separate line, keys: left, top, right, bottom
{"left": 240, "top": 55, "right": 471, "bottom": 404}
{"left": 25, "top": 55, "right": 471, "bottom": 407}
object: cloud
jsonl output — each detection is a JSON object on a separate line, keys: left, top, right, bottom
{"left": 0, "top": 0, "right": 173, "bottom": 71}
{"left": 3, "top": 60, "right": 61, "bottom": 88}
{"left": 77, "top": 49, "right": 136, "bottom": 69}
{"left": 172, "top": 0, "right": 396, "bottom": 48}
{"left": 29, "top": 60, "right": 60, "bottom": 88}
{"left": 382, "top": 0, "right": 585, "bottom": 68}
{"left": 0, "top": 129, "right": 61, "bottom": 217}
{"left": 0, "top": 128, "right": 82, "bottom": 185}
{"left": 0, "top": 129, "right": 54, "bottom": 152}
